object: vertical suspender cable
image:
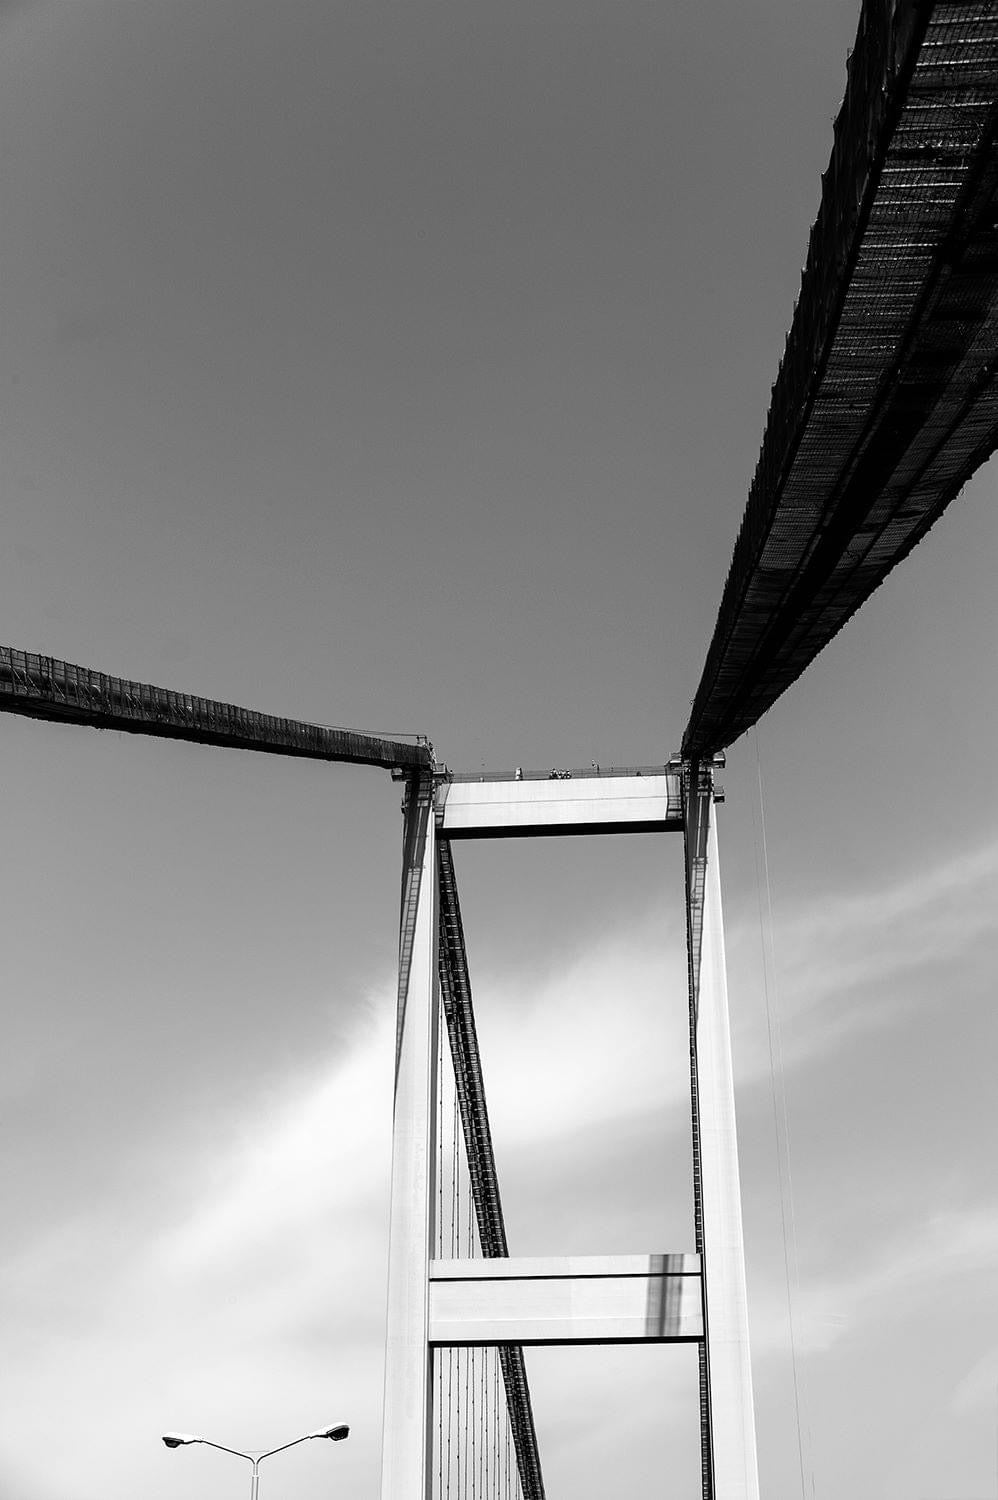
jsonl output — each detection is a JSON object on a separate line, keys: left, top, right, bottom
{"left": 469, "top": 1169, "right": 475, "bottom": 1499}
{"left": 448, "top": 1082, "right": 459, "bottom": 1498}
{"left": 437, "top": 1013, "right": 444, "bottom": 1500}
{"left": 752, "top": 727, "right": 812, "bottom": 1499}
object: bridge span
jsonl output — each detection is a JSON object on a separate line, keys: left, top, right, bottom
{"left": 685, "top": 0, "right": 998, "bottom": 760}
{"left": 3, "top": 3, "right": 997, "bottom": 1497}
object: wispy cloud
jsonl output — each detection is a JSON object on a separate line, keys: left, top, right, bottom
{"left": 473, "top": 905, "right": 690, "bottom": 1145}
{"left": 4, "top": 840, "right": 996, "bottom": 1497}
{"left": 774, "top": 839, "right": 998, "bottom": 992}
{"left": 727, "top": 837, "right": 998, "bottom": 1080}
{"left": 0, "top": 991, "right": 397, "bottom": 1498}
{"left": 751, "top": 1203, "right": 998, "bottom": 1359}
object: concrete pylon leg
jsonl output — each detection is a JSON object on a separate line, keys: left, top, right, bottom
{"left": 381, "top": 776, "right": 439, "bottom": 1500}
{"left": 697, "top": 812, "right": 759, "bottom": 1500}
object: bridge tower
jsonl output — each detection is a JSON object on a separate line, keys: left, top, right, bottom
{"left": 380, "top": 763, "right": 758, "bottom": 1499}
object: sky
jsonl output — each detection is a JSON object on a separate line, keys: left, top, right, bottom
{"left": 1, "top": 1, "right": 996, "bottom": 1497}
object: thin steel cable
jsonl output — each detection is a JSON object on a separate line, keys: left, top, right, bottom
{"left": 506, "top": 1401, "right": 511, "bottom": 1499}
{"left": 437, "top": 1352, "right": 443, "bottom": 1500}
{"left": 491, "top": 1355, "right": 495, "bottom": 1497}
{"left": 464, "top": 1339, "right": 470, "bottom": 1500}
{"left": 447, "top": 1081, "right": 459, "bottom": 1499}
{"left": 752, "top": 726, "right": 813, "bottom": 1498}
{"left": 465, "top": 1170, "right": 474, "bottom": 1500}
{"left": 456, "top": 1343, "right": 463, "bottom": 1500}
{"left": 474, "top": 1345, "right": 480, "bottom": 1500}
{"left": 436, "top": 1015, "right": 444, "bottom": 1500}
{"left": 453, "top": 1071, "right": 461, "bottom": 1258}
{"left": 438, "top": 1010, "right": 445, "bottom": 1258}
{"left": 446, "top": 1342, "right": 453, "bottom": 1500}
{"left": 479, "top": 1339, "right": 486, "bottom": 1500}
{"left": 472, "top": 1344, "right": 478, "bottom": 1500}
{"left": 470, "top": 1167, "right": 477, "bottom": 1500}
{"left": 494, "top": 1346, "right": 501, "bottom": 1499}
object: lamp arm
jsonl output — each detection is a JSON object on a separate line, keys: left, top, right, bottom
{"left": 197, "top": 1439, "right": 254, "bottom": 1464}
{"left": 257, "top": 1433, "right": 313, "bottom": 1463}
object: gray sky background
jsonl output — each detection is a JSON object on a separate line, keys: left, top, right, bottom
{"left": 1, "top": 2, "right": 996, "bottom": 1497}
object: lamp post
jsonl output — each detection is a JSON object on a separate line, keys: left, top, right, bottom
{"left": 162, "top": 1421, "right": 349, "bottom": 1499}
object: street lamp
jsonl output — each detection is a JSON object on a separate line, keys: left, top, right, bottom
{"left": 162, "top": 1422, "right": 349, "bottom": 1498}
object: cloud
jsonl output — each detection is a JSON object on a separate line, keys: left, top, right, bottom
{"left": 3, "top": 839, "right": 996, "bottom": 1496}
{"left": 749, "top": 1203, "right": 998, "bottom": 1360}
{"left": 777, "top": 840, "right": 998, "bottom": 992}
{"left": 472, "top": 904, "right": 690, "bottom": 1146}
{"left": 0, "top": 990, "right": 397, "bottom": 1499}
{"left": 726, "top": 837, "right": 998, "bottom": 1082}
{"left": 0, "top": 904, "right": 692, "bottom": 1495}
{"left": 950, "top": 1344, "right": 998, "bottom": 1415}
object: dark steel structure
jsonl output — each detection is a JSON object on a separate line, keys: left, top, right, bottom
{"left": 0, "top": 645, "right": 431, "bottom": 772}
{"left": 685, "top": 0, "right": 998, "bottom": 760}
{"left": 437, "top": 840, "right": 545, "bottom": 1500}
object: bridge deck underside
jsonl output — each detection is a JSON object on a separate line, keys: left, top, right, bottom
{"left": 0, "top": 645, "right": 430, "bottom": 771}
{"left": 685, "top": 0, "right": 998, "bottom": 760}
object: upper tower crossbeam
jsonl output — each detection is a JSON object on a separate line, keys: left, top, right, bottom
{"left": 437, "top": 767, "right": 683, "bottom": 838}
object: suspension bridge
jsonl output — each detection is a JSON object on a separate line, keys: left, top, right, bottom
{"left": 4, "top": 2, "right": 998, "bottom": 1495}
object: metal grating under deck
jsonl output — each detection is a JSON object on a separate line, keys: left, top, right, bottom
{"left": 0, "top": 645, "right": 431, "bottom": 771}
{"left": 685, "top": 0, "right": 998, "bottom": 760}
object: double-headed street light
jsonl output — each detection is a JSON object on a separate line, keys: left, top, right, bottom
{"left": 162, "top": 1422, "right": 349, "bottom": 1498}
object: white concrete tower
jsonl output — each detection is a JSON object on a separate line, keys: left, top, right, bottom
{"left": 380, "top": 766, "right": 758, "bottom": 1499}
